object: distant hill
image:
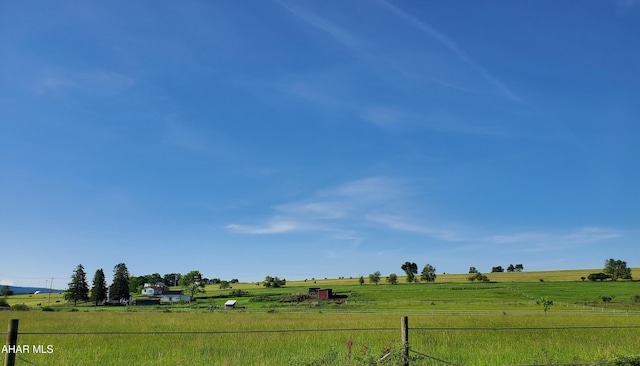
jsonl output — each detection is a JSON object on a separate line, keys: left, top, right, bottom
{"left": 3, "top": 286, "right": 64, "bottom": 295}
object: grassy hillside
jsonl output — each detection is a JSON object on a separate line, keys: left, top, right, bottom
{"left": 1, "top": 268, "right": 639, "bottom": 365}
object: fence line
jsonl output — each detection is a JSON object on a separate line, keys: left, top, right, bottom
{"left": 5, "top": 318, "right": 640, "bottom": 366}
{"left": 3, "top": 324, "right": 640, "bottom": 337}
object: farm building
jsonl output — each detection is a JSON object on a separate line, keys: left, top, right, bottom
{"left": 225, "top": 300, "right": 237, "bottom": 309}
{"left": 160, "top": 290, "right": 191, "bottom": 304}
{"left": 308, "top": 287, "right": 320, "bottom": 296}
{"left": 318, "top": 289, "right": 333, "bottom": 300}
{"left": 141, "top": 282, "right": 166, "bottom": 296}
{"left": 135, "top": 298, "right": 161, "bottom": 306}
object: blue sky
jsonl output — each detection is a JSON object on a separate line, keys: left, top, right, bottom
{"left": 1, "top": 1, "right": 639, "bottom": 288}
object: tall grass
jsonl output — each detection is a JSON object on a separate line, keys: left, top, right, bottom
{"left": 2, "top": 311, "right": 639, "bottom": 365}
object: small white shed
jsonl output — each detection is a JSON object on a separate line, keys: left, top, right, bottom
{"left": 224, "top": 300, "right": 237, "bottom": 309}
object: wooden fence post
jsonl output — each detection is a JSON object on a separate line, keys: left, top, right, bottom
{"left": 4, "top": 319, "right": 18, "bottom": 366}
{"left": 401, "top": 316, "right": 409, "bottom": 366}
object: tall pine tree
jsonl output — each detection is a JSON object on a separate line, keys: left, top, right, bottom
{"left": 65, "top": 264, "right": 89, "bottom": 306}
{"left": 90, "top": 268, "right": 108, "bottom": 306}
{"left": 110, "top": 263, "right": 130, "bottom": 301}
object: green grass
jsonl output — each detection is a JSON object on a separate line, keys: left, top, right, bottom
{"left": 1, "top": 268, "right": 639, "bottom": 365}
{"left": 1, "top": 311, "right": 639, "bottom": 365}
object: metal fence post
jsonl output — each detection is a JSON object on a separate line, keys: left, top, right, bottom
{"left": 4, "top": 319, "right": 18, "bottom": 366}
{"left": 401, "top": 316, "right": 409, "bottom": 366}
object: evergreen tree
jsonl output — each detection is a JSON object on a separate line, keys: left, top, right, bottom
{"left": 110, "top": 263, "right": 130, "bottom": 301}
{"left": 90, "top": 269, "right": 108, "bottom": 306}
{"left": 65, "top": 264, "right": 90, "bottom": 306}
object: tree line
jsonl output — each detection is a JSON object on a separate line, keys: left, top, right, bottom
{"left": 358, "top": 262, "right": 438, "bottom": 285}
{"left": 64, "top": 263, "right": 213, "bottom": 306}
{"left": 585, "top": 259, "right": 633, "bottom": 282}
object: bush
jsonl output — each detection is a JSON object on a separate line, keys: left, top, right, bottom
{"left": 0, "top": 298, "right": 8, "bottom": 307}
{"left": 604, "top": 355, "right": 640, "bottom": 365}
{"left": 588, "top": 273, "right": 612, "bottom": 281}
{"left": 41, "top": 306, "right": 55, "bottom": 312}
{"left": 11, "top": 304, "right": 30, "bottom": 311}
{"left": 631, "top": 295, "right": 640, "bottom": 304}
{"left": 249, "top": 295, "right": 278, "bottom": 302}
{"left": 229, "top": 289, "right": 250, "bottom": 297}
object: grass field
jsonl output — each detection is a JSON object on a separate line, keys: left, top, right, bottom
{"left": 2, "top": 269, "right": 640, "bottom": 365}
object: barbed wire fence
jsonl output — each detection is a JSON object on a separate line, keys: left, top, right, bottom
{"left": 4, "top": 317, "right": 640, "bottom": 366}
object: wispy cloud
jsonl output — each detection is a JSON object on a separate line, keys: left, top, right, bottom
{"left": 616, "top": 0, "right": 640, "bottom": 10}
{"left": 163, "top": 120, "right": 211, "bottom": 153}
{"left": 277, "top": 1, "right": 363, "bottom": 49}
{"left": 34, "top": 68, "right": 134, "bottom": 96}
{"left": 486, "top": 227, "right": 622, "bottom": 252}
{"left": 225, "top": 176, "right": 408, "bottom": 236}
{"left": 366, "top": 213, "right": 463, "bottom": 242}
{"left": 225, "top": 220, "right": 303, "bottom": 234}
{"left": 376, "top": 0, "right": 521, "bottom": 103}
{"left": 224, "top": 176, "right": 468, "bottom": 244}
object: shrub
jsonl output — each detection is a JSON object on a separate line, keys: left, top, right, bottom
{"left": 249, "top": 295, "right": 278, "bottom": 302}
{"left": 229, "top": 289, "right": 250, "bottom": 297}
{"left": 630, "top": 295, "right": 640, "bottom": 304}
{"left": 41, "top": 306, "right": 55, "bottom": 312}
{"left": 588, "top": 272, "right": 612, "bottom": 281}
{"left": 11, "top": 304, "right": 30, "bottom": 311}
{"left": 602, "top": 296, "right": 613, "bottom": 303}
{"left": 0, "top": 298, "right": 8, "bottom": 307}
{"left": 604, "top": 355, "right": 640, "bottom": 365}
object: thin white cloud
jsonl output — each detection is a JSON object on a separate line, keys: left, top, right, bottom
{"left": 366, "top": 213, "right": 463, "bottom": 242}
{"left": 33, "top": 68, "right": 134, "bottom": 96}
{"left": 376, "top": 0, "right": 521, "bottom": 103}
{"left": 163, "top": 120, "right": 211, "bottom": 153}
{"left": 277, "top": 1, "right": 363, "bottom": 49}
{"left": 616, "top": 0, "right": 640, "bottom": 10}
{"left": 224, "top": 176, "right": 406, "bottom": 235}
{"left": 225, "top": 220, "right": 302, "bottom": 234}
{"left": 486, "top": 227, "right": 622, "bottom": 252}
{"left": 361, "top": 107, "right": 408, "bottom": 127}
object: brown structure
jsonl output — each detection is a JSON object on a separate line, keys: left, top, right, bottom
{"left": 318, "top": 289, "right": 333, "bottom": 300}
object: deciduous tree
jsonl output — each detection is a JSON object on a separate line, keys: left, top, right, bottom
{"left": 420, "top": 264, "right": 437, "bottom": 283}
{"left": 588, "top": 272, "right": 612, "bottom": 282}
{"left": 540, "top": 297, "right": 554, "bottom": 314}
{"left": 603, "top": 258, "right": 632, "bottom": 280}
{"left": 163, "top": 273, "right": 182, "bottom": 287}
{"left": 387, "top": 273, "right": 398, "bottom": 285}
{"left": 368, "top": 271, "right": 381, "bottom": 285}
{"left": 0, "top": 285, "right": 13, "bottom": 297}
{"left": 401, "top": 262, "right": 418, "bottom": 283}
{"left": 468, "top": 272, "right": 490, "bottom": 283}
{"left": 263, "top": 275, "right": 286, "bottom": 288}
{"left": 180, "top": 270, "right": 206, "bottom": 297}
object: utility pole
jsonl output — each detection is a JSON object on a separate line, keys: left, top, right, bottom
{"left": 47, "top": 277, "right": 54, "bottom": 305}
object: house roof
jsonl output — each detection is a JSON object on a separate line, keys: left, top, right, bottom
{"left": 225, "top": 300, "right": 237, "bottom": 306}
{"left": 163, "top": 290, "right": 183, "bottom": 295}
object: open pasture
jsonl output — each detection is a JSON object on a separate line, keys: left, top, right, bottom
{"left": 2, "top": 270, "right": 640, "bottom": 364}
{"left": 2, "top": 311, "right": 640, "bottom": 365}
